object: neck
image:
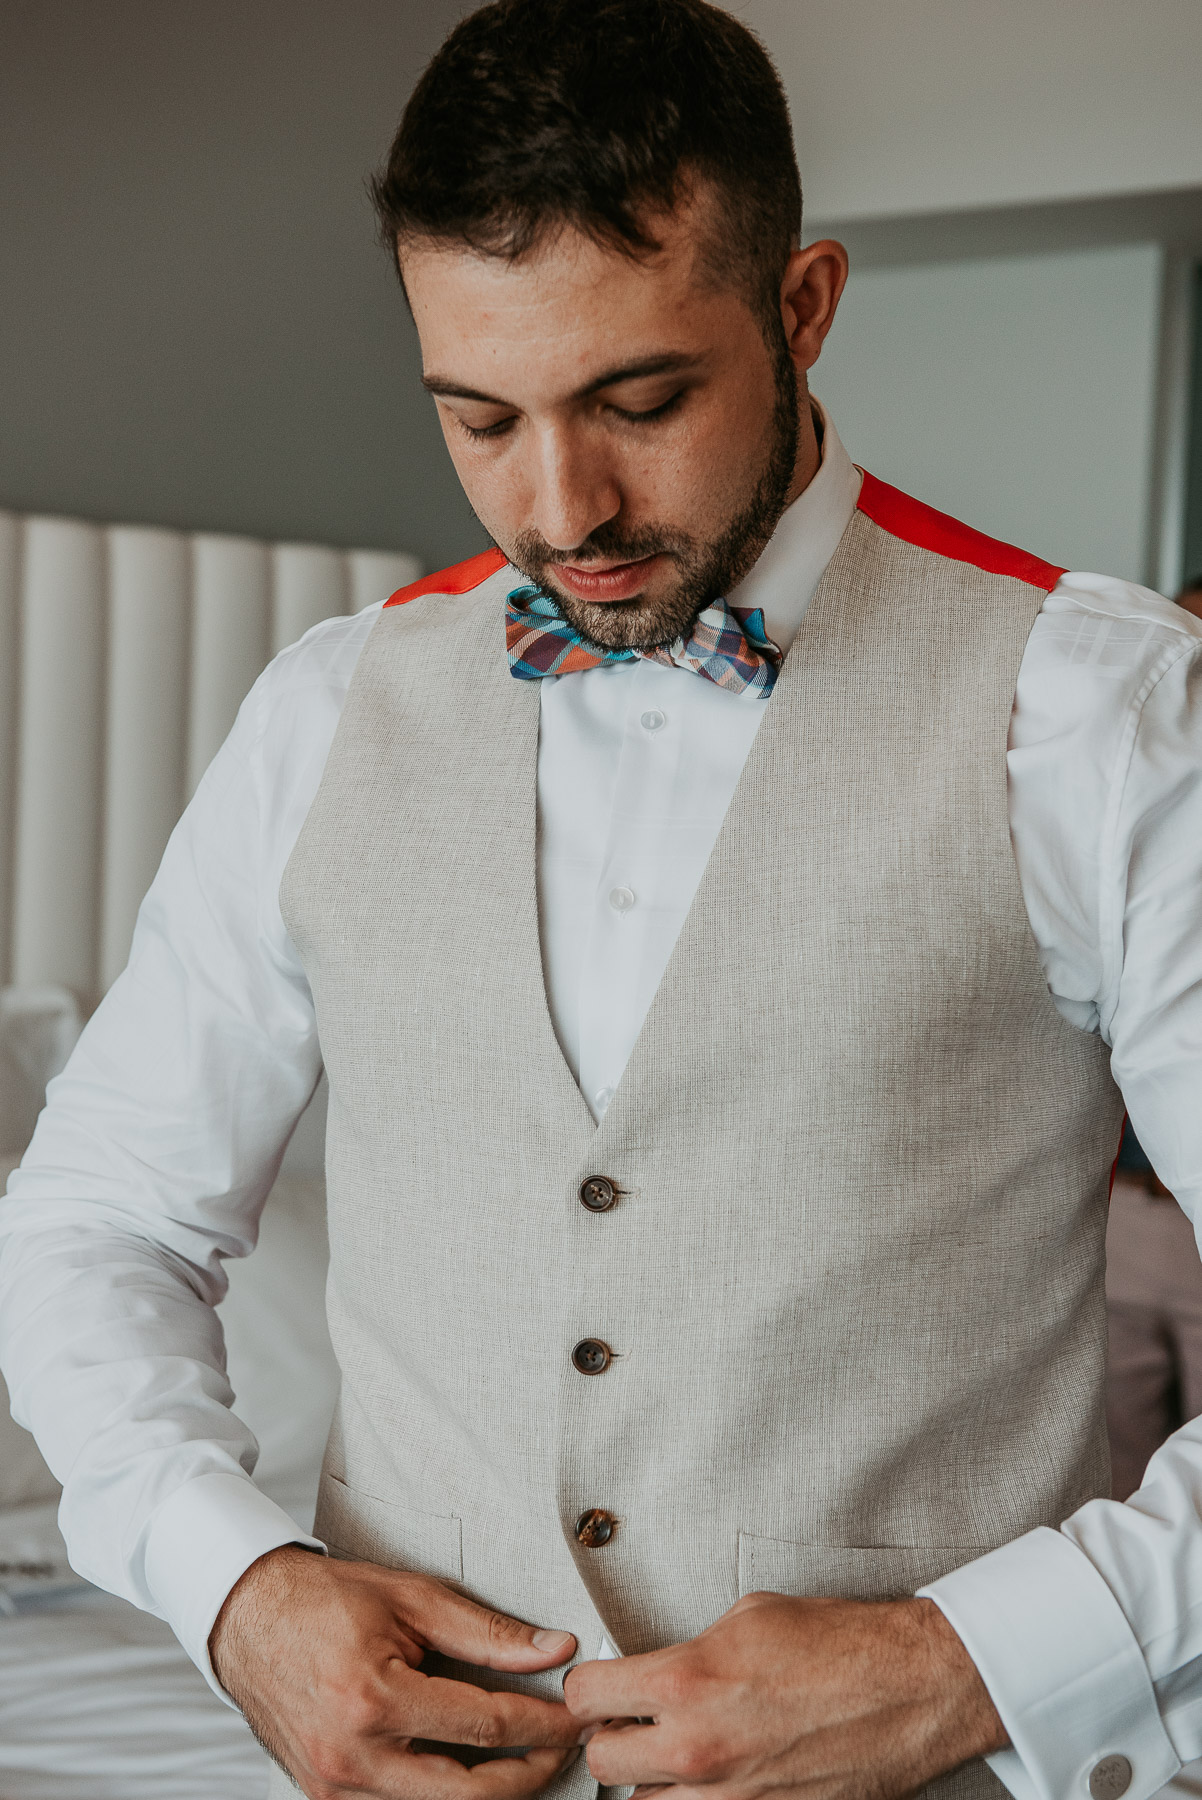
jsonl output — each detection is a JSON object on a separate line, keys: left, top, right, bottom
{"left": 784, "top": 385, "right": 822, "bottom": 508}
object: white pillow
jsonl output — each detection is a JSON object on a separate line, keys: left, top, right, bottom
{"left": 0, "top": 985, "right": 84, "bottom": 1156}
{"left": 0, "top": 987, "right": 88, "bottom": 1519}
{"left": 0, "top": 1154, "right": 62, "bottom": 1516}
{"left": 0, "top": 1498, "right": 76, "bottom": 1602}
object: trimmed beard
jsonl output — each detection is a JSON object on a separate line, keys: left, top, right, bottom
{"left": 506, "top": 333, "right": 801, "bottom": 654}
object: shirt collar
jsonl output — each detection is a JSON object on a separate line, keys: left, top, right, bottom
{"left": 728, "top": 398, "right": 862, "bottom": 655}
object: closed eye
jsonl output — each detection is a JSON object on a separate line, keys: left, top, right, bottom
{"left": 457, "top": 415, "right": 518, "bottom": 441}
{"left": 453, "top": 387, "right": 685, "bottom": 440}
{"left": 608, "top": 391, "right": 685, "bottom": 424}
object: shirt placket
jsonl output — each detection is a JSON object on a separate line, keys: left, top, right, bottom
{"left": 575, "top": 664, "right": 687, "bottom": 1116}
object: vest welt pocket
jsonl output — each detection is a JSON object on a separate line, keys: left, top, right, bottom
{"left": 317, "top": 1473, "right": 464, "bottom": 1583}
{"left": 737, "top": 1533, "right": 989, "bottom": 1602}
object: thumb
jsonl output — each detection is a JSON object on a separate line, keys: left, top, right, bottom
{"left": 405, "top": 1580, "right": 577, "bottom": 1673}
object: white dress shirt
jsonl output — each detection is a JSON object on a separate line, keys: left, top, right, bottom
{"left": 2, "top": 405, "right": 1201, "bottom": 1800}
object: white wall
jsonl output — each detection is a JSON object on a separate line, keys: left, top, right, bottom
{"left": 814, "top": 243, "right": 1165, "bottom": 582}
{"left": 737, "top": 0, "right": 1202, "bottom": 222}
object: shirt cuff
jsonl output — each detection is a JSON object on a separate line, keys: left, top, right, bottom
{"left": 920, "top": 1527, "right": 1179, "bottom": 1800}
{"left": 142, "top": 1470, "right": 324, "bottom": 1701}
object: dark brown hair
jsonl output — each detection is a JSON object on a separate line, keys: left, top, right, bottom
{"left": 371, "top": 0, "right": 802, "bottom": 329}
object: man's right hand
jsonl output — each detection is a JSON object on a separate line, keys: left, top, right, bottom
{"left": 209, "top": 1544, "right": 582, "bottom": 1799}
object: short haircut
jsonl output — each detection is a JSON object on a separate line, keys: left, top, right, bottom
{"left": 371, "top": 0, "right": 803, "bottom": 331}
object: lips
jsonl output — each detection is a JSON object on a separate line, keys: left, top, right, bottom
{"left": 551, "top": 553, "right": 666, "bottom": 603}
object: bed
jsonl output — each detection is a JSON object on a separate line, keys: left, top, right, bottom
{"left": 0, "top": 1587, "right": 272, "bottom": 1798}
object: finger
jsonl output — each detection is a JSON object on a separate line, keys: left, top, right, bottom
{"left": 460, "top": 1747, "right": 579, "bottom": 1794}
{"left": 576, "top": 1715, "right": 643, "bottom": 1745}
{"left": 405, "top": 1582, "right": 577, "bottom": 1673}
{"left": 585, "top": 1721, "right": 675, "bottom": 1788}
{"left": 362, "top": 1744, "right": 578, "bottom": 1800}
{"left": 455, "top": 1749, "right": 575, "bottom": 1792}
{"left": 395, "top": 1671, "right": 583, "bottom": 1750}
{"left": 563, "top": 1652, "right": 665, "bottom": 1721}
{"left": 460, "top": 1749, "right": 575, "bottom": 1792}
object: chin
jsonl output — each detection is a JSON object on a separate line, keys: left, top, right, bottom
{"left": 565, "top": 599, "right": 679, "bottom": 654}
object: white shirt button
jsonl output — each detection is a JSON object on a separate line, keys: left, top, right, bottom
{"left": 593, "top": 1087, "right": 614, "bottom": 1113}
{"left": 608, "top": 886, "right": 636, "bottom": 913}
{"left": 640, "top": 709, "right": 666, "bottom": 733}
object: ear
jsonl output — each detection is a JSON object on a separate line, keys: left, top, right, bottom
{"left": 780, "top": 240, "right": 849, "bottom": 375}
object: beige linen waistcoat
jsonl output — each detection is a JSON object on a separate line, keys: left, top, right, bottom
{"left": 275, "top": 485, "right": 1124, "bottom": 1800}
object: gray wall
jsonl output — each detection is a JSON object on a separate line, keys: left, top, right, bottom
{"left": 0, "top": 0, "right": 485, "bottom": 565}
{"left": 1186, "top": 266, "right": 1202, "bottom": 584}
{"left": 815, "top": 244, "right": 1165, "bottom": 583}
{"left": 2, "top": 3, "right": 1197, "bottom": 578}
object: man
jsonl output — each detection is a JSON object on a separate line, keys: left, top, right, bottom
{"left": 1, "top": 3, "right": 1200, "bottom": 1798}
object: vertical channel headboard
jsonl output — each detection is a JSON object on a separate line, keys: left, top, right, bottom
{"left": 0, "top": 510, "right": 419, "bottom": 1006}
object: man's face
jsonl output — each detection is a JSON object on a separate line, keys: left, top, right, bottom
{"left": 403, "top": 199, "right": 800, "bottom": 652}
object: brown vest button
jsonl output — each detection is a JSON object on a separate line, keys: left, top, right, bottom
{"left": 575, "top": 1508, "right": 616, "bottom": 1548}
{"left": 579, "top": 1176, "right": 618, "bottom": 1212}
{"left": 571, "top": 1338, "right": 612, "bottom": 1375}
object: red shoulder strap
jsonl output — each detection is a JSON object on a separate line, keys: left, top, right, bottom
{"left": 856, "top": 470, "right": 1066, "bottom": 591}
{"left": 384, "top": 546, "right": 508, "bottom": 607}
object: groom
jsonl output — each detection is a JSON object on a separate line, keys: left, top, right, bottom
{"left": 4, "top": 3, "right": 1201, "bottom": 1800}
{"left": 207, "top": 2, "right": 1118, "bottom": 1793}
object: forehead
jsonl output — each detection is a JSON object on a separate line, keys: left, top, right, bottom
{"left": 401, "top": 207, "right": 751, "bottom": 400}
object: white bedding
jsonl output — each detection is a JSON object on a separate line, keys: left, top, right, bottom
{"left": 0, "top": 1585, "right": 271, "bottom": 1798}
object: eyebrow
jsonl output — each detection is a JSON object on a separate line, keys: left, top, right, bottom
{"left": 420, "top": 351, "right": 704, "bottom": 407}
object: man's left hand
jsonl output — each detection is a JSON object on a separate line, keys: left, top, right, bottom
{"left": 562, "top": 1591, "right": 1007, "bottom": 1799}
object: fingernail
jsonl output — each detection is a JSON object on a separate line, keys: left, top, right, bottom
{"left": 533, "top": 1628, "right": 574, "bottom": 1652}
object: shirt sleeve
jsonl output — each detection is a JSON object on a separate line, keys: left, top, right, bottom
{"left": 922, "top": 578, "right": 1202, "bottom": 1800}
{"left": 0, "top": 611, "right": 374, "bottom": 1693}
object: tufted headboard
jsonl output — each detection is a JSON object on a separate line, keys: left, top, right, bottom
{"left": 0, "top": 510, "right": 418, "bottom": 1004}
{"left": 0, "top": 509, "right": 419, "bottom": 1150}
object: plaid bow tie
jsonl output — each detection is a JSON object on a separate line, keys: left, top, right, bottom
{"left": 505, "top": 585, "right": 781, "bottom": 697}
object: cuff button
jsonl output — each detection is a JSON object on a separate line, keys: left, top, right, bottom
{"left": 1089, "top": 1756, "right": 1133, "bottom": 1800}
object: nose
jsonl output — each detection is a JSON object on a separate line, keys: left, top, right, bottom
{"left": 530, "top": 425, "right": 621, "bottom": 551}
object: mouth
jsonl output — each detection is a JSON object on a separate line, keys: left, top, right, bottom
{"left": 550, "top": 552, "right": 668, "bottom": 604}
